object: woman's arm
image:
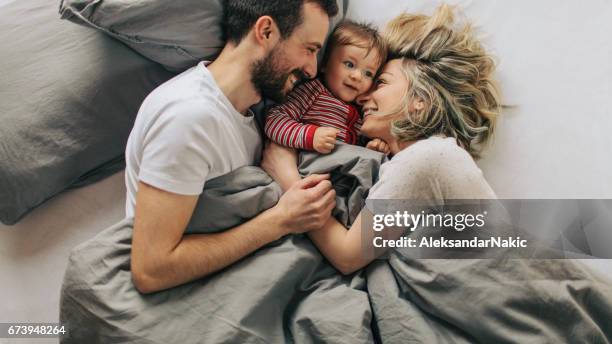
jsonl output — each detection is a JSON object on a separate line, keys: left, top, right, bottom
{"left": 308, "top": 209, "right": 406, "bottom": 274}
{"left": 307, "top": 214, "right": 369, "bottom": 275}
{"left": 262, "top": 142, "right": 398, "bottom": 274}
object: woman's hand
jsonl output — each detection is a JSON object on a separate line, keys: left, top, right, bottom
{"left": 366, "top": 138, "right": 391, "bottom": 155}
{"left": 261, "top": 141, "right": 302, "bottom": 192}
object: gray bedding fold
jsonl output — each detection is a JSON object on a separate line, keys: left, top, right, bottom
{"left": 367, "top": 249, "right": 612, "bottom": 343}
{"left": 60, "top": 143, "right": 612, "bottom": 343}
{"left": 60, "top": 144, "right": 385, "bottom": 343}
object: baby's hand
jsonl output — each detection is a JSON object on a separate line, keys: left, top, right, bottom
{"left": 313, "top": 127, "right": 340, "bottom": 154}
{"left": 366, "top": 138, "right": 391, "bottom": 155}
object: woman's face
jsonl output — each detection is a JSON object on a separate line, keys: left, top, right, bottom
{"left": 358, "top": 59, "right": 410, "bottom": 139}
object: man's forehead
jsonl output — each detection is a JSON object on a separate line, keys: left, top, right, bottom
{"left": 292, "top": 3, "right": 329, "bottom": 46}
{"left": 296, "top": 32, "right": 323, "bottom": 49}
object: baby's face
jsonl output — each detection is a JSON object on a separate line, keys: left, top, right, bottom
{"left": 323, "top": 44, "right": 381, "bottom": 103}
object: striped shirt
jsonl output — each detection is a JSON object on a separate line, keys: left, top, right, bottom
{"left": 265, "top": 79, "right": 362, "bottom": 150}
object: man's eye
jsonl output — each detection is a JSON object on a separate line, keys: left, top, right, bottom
{"left": 343, "top": 61, "right": 354, "bottom": 68}
{"left": 307, "top": 48, "right": 316, "bottom": 54}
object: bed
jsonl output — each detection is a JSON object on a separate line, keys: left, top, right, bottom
{"left": 1, "top": 0, "right": 611, "bottom": 343}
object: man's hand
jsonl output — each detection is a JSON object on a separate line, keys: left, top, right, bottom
{"left": 313, "top": 127, "right": 340, "bottom": 154}
{"left": 366, "top": 138, "right": 391, "bottom": 155}
{"left": 262, "top": 142, "right": 336, "bottom": 232}
{"left": 273, "top": 174, "right": 336, "bottom": 234}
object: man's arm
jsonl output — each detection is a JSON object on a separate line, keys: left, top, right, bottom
{"left": 131, "top": 174, "right": 335, "bottom": 294}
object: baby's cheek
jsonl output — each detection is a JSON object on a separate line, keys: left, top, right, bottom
{"left": 359, "top": 80, "right": 374, "bottom": 95}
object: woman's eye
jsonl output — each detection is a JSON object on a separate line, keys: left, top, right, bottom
{"left": 375, "top": 79, "right": 386, "bottom": 87}
{"left": 343, "top": 61, "right": 354, "bottom": 68}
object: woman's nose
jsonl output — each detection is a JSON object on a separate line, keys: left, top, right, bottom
{"left": 356, "top": 92, "right": 371, "bottom": 106}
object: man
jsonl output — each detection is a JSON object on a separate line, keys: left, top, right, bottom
{"left": 126, "top": 0, "right": 339, "bottom": 294}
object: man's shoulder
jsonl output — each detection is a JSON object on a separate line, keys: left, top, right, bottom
{"left": 141, "top": 65, "right": 223, "bottom": 121}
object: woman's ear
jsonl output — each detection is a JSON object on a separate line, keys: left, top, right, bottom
{"left": 414, "top": 98, "right": 425, "bottom": 111}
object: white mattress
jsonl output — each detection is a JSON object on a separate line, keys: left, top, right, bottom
{"left": 0, "top": 173, "right": 126, "bottom": 332}
{"left": 1, "top": 1, "right": 611, "bottom": 342}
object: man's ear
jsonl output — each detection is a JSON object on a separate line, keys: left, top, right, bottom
{"left": 253, "top": 16, "right": 280, "bottom": 48}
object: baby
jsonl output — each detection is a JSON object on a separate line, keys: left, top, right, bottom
{"left": 265, "top": 20, "right": 388, "bottom": 155}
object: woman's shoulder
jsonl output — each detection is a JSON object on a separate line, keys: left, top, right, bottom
{"left": 394, "top": 136, "right": 472, "bottom": 171}
{"left": 370, "top": 136, "right": 495, "bottom": 200}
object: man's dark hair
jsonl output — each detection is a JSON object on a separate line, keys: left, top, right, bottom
{"left": 223, "top": 0, "right": 339, "bottom": 44}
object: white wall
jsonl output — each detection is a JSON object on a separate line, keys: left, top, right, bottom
{"left": 346, "top": 0, "right": 612, "bottom": 198}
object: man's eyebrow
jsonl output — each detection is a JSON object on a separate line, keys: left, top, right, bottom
{"left": 306, "top": 42, "right": 323, "bottom": 50}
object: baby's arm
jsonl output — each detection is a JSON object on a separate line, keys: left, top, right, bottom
{"left": 313, "top": 127, "right": 340, "bottom": 154}
{"left": 261, "top": 141, "right": 302, "bottom": 192}
{"left": 265, "top": 82, "right": 321, "bottom": 151}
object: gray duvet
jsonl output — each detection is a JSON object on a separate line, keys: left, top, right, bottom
{"left": 60, "top": 144, "right": 612, "bottom": 343}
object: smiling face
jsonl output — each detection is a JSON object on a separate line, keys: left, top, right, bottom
{"left": 252, "top": 3, "right": 330, "bottom": 102}
{"left": 359, "top": 59, "right": 411, "bottom": 139}
{"left": 323, "top": 44, "right": 382, "bottom": 102}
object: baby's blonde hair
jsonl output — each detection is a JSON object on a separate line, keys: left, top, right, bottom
{"left": 384, "top": 4, "right": 501, "bottom": 158}
{"left": 322, "top": 20, "right": 388, "bottom": 72}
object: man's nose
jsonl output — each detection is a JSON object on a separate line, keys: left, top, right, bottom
{"left": 356, "top": 92, "right": 371, "bottom": 107}
{"left": 304, "top": 55, "right": 318, "bottom": 79}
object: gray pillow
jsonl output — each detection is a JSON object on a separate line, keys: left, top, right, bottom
{"left": 0, "top": 0, "right": 174, "bottom": 225}
{"left": 59, "top": 0, "right": 225, "bottom": 71}
{"left": 59, "top": 0, "right": 348, "bottom": 72}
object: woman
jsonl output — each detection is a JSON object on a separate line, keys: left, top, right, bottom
{"left": 263, "top": 7, "right": 612, "bottom": 342}
{"left": 263, "top": 4, "right": 501, "bottom": 274}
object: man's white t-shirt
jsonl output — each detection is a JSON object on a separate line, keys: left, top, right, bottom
{"left": 124, "top": 61, "right": 262, "bottom": 219}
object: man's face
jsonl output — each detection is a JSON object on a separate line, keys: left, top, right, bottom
{"left": 251, "top": 3, "right": 330, "bottom": 103}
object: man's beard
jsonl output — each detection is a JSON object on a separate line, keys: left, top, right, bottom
{"left": 251, "top": 48, "right": 308, "bottom": 103}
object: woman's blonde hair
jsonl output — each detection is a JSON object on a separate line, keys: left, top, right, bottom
{"left": 383, "top": 4, "right": 501, "bottom": 157}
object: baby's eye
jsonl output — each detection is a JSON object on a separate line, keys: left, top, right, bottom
{"left": 364, "top": 70, "right": 375, "bottom": 79}
{"left": 343, "top": 61, "right": 354, "bottom": 68}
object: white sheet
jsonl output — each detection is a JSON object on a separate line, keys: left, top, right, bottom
{"left": 346, "top": 0, "right": 612, "bottom": 198}
{"left": 0, "top": 173, "right": 125, "bottom": 326}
